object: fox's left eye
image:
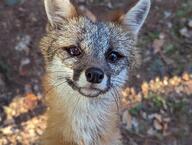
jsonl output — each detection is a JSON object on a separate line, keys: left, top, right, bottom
{"left": 65, "top": 46, "right": 82, "bottom": 57}
{"left": 107, "top": 51, "right": 124, "bottom": 63}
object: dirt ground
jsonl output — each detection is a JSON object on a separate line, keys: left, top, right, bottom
{"left": 0, "top": 0, "right": 192, "bottom": 145}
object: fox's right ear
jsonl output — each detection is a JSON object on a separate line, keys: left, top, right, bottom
{"left": 44, "top": 0, "right": 77, "bottom": 27}
{"left": 121, "top": 0, "right": 151, "bottom": 35}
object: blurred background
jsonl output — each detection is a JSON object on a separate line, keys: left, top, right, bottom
{"left": 0, "top": 0, "right": 192, "bottom": 145}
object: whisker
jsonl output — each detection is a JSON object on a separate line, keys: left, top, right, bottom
{"left": 45, "top": 80, "right": 67, "bottom": 95}
{"left": 47, "top": 71, "right": 70, "bottom": 73}
{"left": 111, "top": 81, "right": 123, "bottom": 87}
{"left": 71, "top": 96, "right": 81, "bottom": 118}
{"left": 112, "top": 87, "right": 120, "bottom": 112}
{"left": 111, "top": 80, "right": 124, "bottom": 85}
{"left": 109, "top": 86, "right": 119, "bottom": 112}
{"left": 114, "top": 87, "right": 121, "bottom": 102}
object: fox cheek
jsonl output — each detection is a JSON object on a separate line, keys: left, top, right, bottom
{"left": 111, "top": 69, "right": 128, "bottom": 87}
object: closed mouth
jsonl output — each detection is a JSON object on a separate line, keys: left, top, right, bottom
{"left": 66, "top": 78, "right": 110, "bottom": 98}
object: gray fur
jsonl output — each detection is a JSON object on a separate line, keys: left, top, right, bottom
{"left": 42, "top": 17, "right": 136, "bottom": 79}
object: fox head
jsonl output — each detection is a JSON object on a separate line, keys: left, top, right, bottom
{"left": 40, "top": 0, "right": 151, "bottom": 98}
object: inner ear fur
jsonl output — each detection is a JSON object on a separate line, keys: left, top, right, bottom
{"left": 111, "top": 0, "right": 151, "bottom": 35}
{"left": 44, "top": 0, "right": 78, "bottom": 27}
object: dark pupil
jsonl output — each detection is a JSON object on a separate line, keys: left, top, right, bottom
{"left": 69, "top": 47, "right": 80, "bottom": 56}
{"left": 108, "top": 53, "right": 118, "bottom": 62}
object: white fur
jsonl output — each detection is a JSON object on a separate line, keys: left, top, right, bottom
{"left": 77, "top": 71, "right": 88, "bottom": 87}
{"left": 54, "top": 82, "right": 117, "bottom": 145}
{"left": 48, "top": 56, "right": 73, "bottom": 81}
{"left": 48, "top": 56, "right": 120, "bottom": 145}
{"left": 72, "top": 97, "right": 112, "bottom": 145}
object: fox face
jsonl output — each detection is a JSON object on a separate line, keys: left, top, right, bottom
{"left": 41, "top": 0, "right": 150, "bottom": 98}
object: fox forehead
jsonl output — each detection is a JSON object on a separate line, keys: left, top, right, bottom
{"left": 55, "top": 17, "right": 135, "bottom": 56}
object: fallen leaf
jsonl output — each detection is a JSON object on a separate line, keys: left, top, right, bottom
{"left": 188, "top": 20, "right": 192, "bottom": 28}
{"left": 0, "top": 126, "right": 13, "bottom": 135}
{"left": 24, "top": 93, "right": 38, "bottom": 109}
{"left": 153, "top": 119, "right": 163, "bottom": 131}
{"left": 179, "top": 27, "right": 190, "bottom": 38}
{"left": 141, "top": 82, "right": 149, "bottom": 96}
{"left": 182, "top": 73, "right": 190, "bottom": 81}
{"left": 152, "top": 39, "right": 164, "bottom": 54}
{"left": 147, "top": 127, "right": 156, "bottom": 135}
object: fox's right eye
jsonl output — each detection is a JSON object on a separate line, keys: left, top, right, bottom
{"left": 64, "top": 46, "right": 82, "bottom": 57}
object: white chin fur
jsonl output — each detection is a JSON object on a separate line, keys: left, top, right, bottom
{"left": 80, "top": 88, "right": 101, "bottom": 97}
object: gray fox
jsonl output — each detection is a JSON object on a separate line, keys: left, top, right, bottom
{"left": 39, "top": 0, "right": 151, "bottom": 145}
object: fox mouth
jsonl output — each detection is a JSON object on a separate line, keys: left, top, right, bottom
{"left": 66, "top": 78, "right": 110, "bottom": 98}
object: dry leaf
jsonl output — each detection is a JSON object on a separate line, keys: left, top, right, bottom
{"left": 182, "top": 73, "right": 190, "bottom": 81}
{"left": 152, "top": 39, "right": 164, "bottom": 54}
{"left": 141, "top": 82, "right": 149, "bottom": 96}
{"left": 147, "top": 127, "right": 156, "bottom": 135}
{"left": 153, "top": 119, "right": 163, "bottom": 130}
{"left": 0, "top": 126, "right": 13, "bottom": 135}
{"left": 24, "top": 93, "right": 38, "bottom": 109}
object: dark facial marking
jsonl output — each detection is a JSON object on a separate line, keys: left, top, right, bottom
{"left": 73, "top": 69, "right": 84, "bottom": 81}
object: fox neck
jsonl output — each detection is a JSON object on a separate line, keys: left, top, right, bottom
{"left": 45, "top": 75, "right": 121, "bottom": 145}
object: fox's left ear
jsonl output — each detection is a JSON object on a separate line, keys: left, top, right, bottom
{"left": 121, "top": 0, "right": 151, "bottom": 35}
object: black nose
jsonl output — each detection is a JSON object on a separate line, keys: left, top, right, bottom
{"left": 85, "top": 67, "right": 104, "bottom": 84}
